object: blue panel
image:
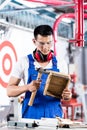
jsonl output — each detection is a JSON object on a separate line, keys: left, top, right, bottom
{"left": 37, "top": 9, "right": 56, "bottom": 18}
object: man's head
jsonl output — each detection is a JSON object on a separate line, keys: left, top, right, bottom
{"left": 33, "top": 25, "right": 54, "bottom": 56}
{"left": 34, "top": 25, "right": 53, "bottom": 39}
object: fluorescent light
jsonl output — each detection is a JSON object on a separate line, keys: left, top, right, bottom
{"left": 0, "top": 0, "right": 10, "bottom": 9}
{"left": 15, "top": 0, "right": 45, "bottom": 8}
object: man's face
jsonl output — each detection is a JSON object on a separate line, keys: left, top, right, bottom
{"left": 33, "top": 34, "right": 53, "bottom": 55}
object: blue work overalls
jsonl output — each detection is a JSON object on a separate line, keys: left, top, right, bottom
{"left": 22, "top": 54, "right": 63, "bottom": 119}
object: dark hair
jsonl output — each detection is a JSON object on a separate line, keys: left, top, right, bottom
{"left": 34, "top": 25, "right": 53, "bottom": 39}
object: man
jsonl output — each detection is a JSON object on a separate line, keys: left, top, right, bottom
{"left": 7, "top": 25, "right": 72, "bottom": 119}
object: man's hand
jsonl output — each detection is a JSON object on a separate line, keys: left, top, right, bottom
{"left": 27, "top": 80, "right": 42, "bottom": 92}
{"left": 62, "top": 88, "right": 72, "bottom": 100}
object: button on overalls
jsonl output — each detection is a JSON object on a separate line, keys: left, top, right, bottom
{"left": 22, "top": 54, "right": 63, "bottom": 119}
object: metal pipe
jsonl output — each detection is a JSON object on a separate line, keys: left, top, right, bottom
{"left": 74, "top": 0, "right": 84, "bottom": 47}
{"left": 53, "top": 13, "right": 87, "bottom": 55}
{"left": 53, "top": 13, "right": 75, "bottom": 55}
{"left": 25, "top": 0, "right": 74, "bottom": 6}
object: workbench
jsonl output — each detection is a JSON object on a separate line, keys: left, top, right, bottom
{"left": 0, "top": 126, "right": 87, "bottom": 130}
{"left": 0, "top": 118, "right": 87, "bottom": 130}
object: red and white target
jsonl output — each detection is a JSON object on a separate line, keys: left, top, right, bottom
{"left": 0, "top": 41, "right": 17, "bottom": 88}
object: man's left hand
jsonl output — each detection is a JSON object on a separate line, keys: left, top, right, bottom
{"left": 62, "top": 88, "right": 72, "bottom": 100}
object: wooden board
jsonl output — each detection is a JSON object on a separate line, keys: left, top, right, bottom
{"left": 43, "top": 71, "right": 70, "bottom": 98}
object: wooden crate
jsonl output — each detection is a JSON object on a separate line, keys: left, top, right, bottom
{"left": 43, "top": 71, "right": 70, "bottom": 98}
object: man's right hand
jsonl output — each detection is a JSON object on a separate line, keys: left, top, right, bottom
{"left": 27, "top": 80, "right": 41, "bottom": 92}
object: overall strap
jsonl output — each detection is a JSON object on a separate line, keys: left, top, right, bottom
{"left": 27, "top": 54, "right": 35, "bottom": 84}
{"left": 52, "top": 56, "right": 60, "bottom": 72}
{"left": 27, "top": 54, "right": 35, "bottom": 69}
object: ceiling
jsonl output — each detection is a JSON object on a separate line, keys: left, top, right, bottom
{"left": 0, "top": 0, "right": 87, "bottom": 19}
{"left": 0, "top": 0, "right": 87, "bottom": 32}
{"left": 3, "top": 0, "right": 87, "bottom": 13}
{"left": 0, "top": 1, "right": 87, "bottom": 19}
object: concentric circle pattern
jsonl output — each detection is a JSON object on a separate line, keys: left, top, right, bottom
{"left": 0, "top": 41, "right": 17, "bottom": 87}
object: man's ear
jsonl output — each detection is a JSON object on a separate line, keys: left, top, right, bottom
{"left": 32, "top": 39, "right": 36, "bottom": 45}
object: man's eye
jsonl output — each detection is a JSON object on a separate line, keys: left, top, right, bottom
{"left": 47, "top": 42, "right": 50, "bottom": 44}
{"left": 40, "top": 42, "right": 45, "bottom": 45}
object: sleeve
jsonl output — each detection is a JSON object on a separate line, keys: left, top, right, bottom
{"left": 11, "top": 56, "right": 28, "bottom": 79}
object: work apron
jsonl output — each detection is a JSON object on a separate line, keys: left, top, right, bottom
{"left": 22, "top": 54, "right": 63, "bottom": 119}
